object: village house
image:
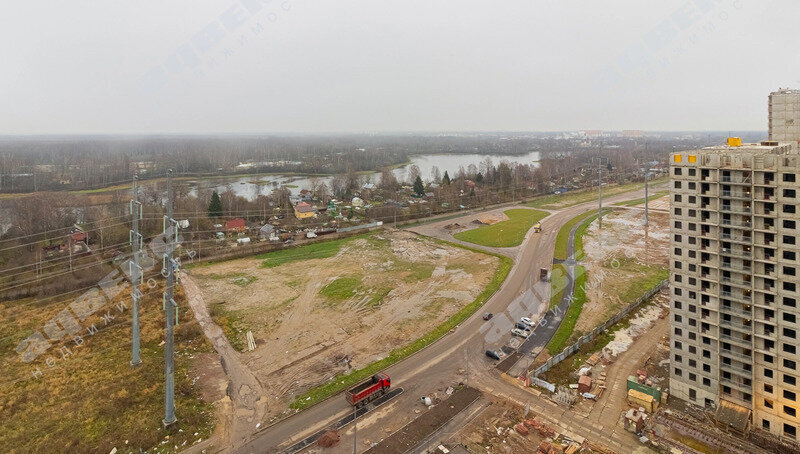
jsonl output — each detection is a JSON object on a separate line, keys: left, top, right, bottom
{"left": 294, "top": 202, "right": 315, "bottom": 219}
{"left": 225, "top": 218, "right": 247, "bottom": 234}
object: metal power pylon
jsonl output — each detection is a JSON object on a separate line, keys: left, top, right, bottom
{"left": 163, "top": 170, "right": 179, "bottom": 428}
{"left": 130, "top": 175, "right": 143, "bottom": 367}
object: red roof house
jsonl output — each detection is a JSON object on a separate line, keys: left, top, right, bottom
{"left": 225, "top": 218, "right": 247, "bottom": 233}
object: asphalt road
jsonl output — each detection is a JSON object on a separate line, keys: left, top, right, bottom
{"left": 237, "top": 185, "right": 660, "bottom": 453}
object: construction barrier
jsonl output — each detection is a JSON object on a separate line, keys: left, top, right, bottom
{"left": 533, "top": 279, "right": 668, "bottom": 377}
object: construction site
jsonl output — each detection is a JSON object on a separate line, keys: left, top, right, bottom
{"left": 186, "top": 230, "right": 502, "bottom": 423}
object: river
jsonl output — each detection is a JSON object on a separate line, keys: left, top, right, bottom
{"left": 187, "top": 151, "right": 539, "bottom": 201}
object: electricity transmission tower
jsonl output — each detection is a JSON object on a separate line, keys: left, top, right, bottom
{"left": 163, "top": 170, "right": 179, "bottom": 428}
{"left": 130, "top": 175, "right": 143, "bottom": 367}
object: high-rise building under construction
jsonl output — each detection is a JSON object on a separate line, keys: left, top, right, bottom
{"left": 669, "top": 89, "right": 800, "bottom": 441}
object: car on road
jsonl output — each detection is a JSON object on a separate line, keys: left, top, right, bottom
{"left": 483, "top": 313, "right": 493, "bottom": 320}
{"left": 485, "top": 350, "right": 501, "bottom": 360}
{"left": 515, "top": 322, "right": 531, "bottom": 332}
{"left": 511, "top": 328, "right": 529, "bottom": 338}
{"left": 520, "top": 317, "right": 536, "bottom": 327}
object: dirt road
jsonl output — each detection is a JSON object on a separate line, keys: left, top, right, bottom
{"left": 237, "top": 184, "right": 664, "bottom": 453}
{"left": 182, "top": 274, "right": 267, "bottom": 452}
{"left": 586, "top": 316, "right": 669, "bottom": 424}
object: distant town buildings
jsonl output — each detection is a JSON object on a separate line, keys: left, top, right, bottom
{"left": 669, "top": 89, "right": 800, "bottom": 441}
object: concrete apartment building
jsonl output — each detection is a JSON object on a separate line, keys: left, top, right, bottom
{"left": 770, "top": 89, "right": 800, "bottom": 143}
{"left": 670, "top": 90, "right": 800, "bottom": 442}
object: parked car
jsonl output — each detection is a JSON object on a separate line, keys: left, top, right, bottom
{"left": 511, "top": 328, "right": 529, "bottom": 338}
{"left": 483, "top": 313, "right": 493, "bottom": 321}
{"left": 515, "top": 322, "right": 532, "bottom": 332}
{"left": 520, "top": 317, "right": 536, "bottom": 327}
{"left": 485, "top": 350, "right": 501, "bottom": 360}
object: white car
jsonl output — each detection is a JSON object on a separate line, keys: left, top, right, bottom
{"left": 511, "top": 328, "right": 529, "bottom": 338}
{"left": 520, "top": 317, "right": 536, "bottom": 327}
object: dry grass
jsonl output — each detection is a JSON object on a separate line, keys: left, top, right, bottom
{"left": 0, "top": 281, "right": 215, "bottom": 453}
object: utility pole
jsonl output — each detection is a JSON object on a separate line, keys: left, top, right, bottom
{"left": 598, "top": 162, "right": 603, "bottom": 228}
{"left": 163, "top": 169, "right": 178, "bottom": 428}
{"left": 644, "top": 169, "right": 649, "bottom": 227}
{"left": 130, "top": 175, "right": 143, "bottom": 367}
{"left": 353, "top": 405, "right": 357, "bottom": 454}
{"left": 592, "top": 156, "right": 609, "bottom": 229}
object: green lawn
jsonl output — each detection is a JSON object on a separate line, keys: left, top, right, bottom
{"left": 453, "top": 208, "right": 548, "bottom": 247}
{"left": 619, "top": 262, "right": 670, "bottom": 303}
{"left": 549, "top": 263, "right": 567, "bottom": 309}
{"left": 320, "top": 277, "right": 362, "bottom": 301}
{"left": 547, "top": 266, "right": 587, "bottom": 354}
{"left": 289, "top": 238, "right": 513, "bottom": 411}
{"left": 257, "top": 234, "right": 368, "bottom": 268}
{"left": 553, "top": 210, "right": 606, "bottom": 261}
{"left": 573, "top": 213, "right": 600, "bottom": 261}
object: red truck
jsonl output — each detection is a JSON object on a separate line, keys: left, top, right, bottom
{"left": 345, "top": 373, "right": 391, "bottom": 407}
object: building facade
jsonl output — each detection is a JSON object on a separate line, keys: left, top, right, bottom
{"left": 770, "top": 89, "right": 800, "bottom": 143}
{"left": 670, "top": 140, "right": 800, "bottom": 441}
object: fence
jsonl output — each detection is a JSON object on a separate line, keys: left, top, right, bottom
{"left": 533, "top": 279, "right": 669, "bottom": 377}
{"left": 336, "top": 221, "right": 383, "bottom": 233}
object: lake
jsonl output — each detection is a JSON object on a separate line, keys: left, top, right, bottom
{"left": 188, "top": 151, "right": 539, "bottom": 201}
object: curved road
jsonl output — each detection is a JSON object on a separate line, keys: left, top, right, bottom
{"left": 238, "top": 185, "right": 662, "bottom": 453}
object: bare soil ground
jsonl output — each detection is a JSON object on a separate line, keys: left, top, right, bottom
{"left": 575, "top": 208, "right": 669, "bottom": 334}
{"left": 450, "top": 397, "right": 549, "bottom": 453}
{"left": 189, "top": 230, "right": 499, "bottom": 422}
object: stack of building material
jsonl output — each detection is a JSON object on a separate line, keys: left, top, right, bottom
{"left": 578, "top": 375, "right": 592, "bottom": 394}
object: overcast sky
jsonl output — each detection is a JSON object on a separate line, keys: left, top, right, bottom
{"left": 2, "top": 0, "right": 798, "bottom": 134}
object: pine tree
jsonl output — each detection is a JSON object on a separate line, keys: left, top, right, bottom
{"left": 208, "top": 191, "right": 223, "bottom": 217}
{"left": 442, "top": 171, "right": 451, "bottom": 185}
{"left": 413, "top": 175, "right": 425, "bottom": 196}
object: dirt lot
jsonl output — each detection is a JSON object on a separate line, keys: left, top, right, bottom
{"left": 450, "top": 397, "right": 580, "bottom": 454}
{"left": 189, "top": 230, "right": 500, "bottom": 421}
{"left": 575, "top": 206, "right": 669, "bottom": 334}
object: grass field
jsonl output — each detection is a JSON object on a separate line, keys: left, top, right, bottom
{"left": 288, "top": 237, "right": 513, "bottom": 411}
{"left": 613, "top": 190, "right": 669, "bottom": 207}
{"left": 547, "top": 266, "right": 587, "bottom": 354}
{"left": 319, "top": 277, "right": 362, "bottom": 301}
{"left": 0, "top": 284, "right": 215, "bottom": 453}
{"left": 257, "top": 234, "right": 369, "bottom": 268}
{"left": 618, "top": 261, "right": 670, "bottom": 304}
{"left": 526, "top": 177, "right": 668, "bottom": 210}
{"left": 453, "top": 208, "right": 548, "bottom": 247}
{"left": 553, "top": 209, "right": 609, "bottom": 261}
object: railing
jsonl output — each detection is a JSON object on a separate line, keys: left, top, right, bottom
{"left": 720, "top": 333, "right": 753, "bottom": 347}
{"left": 720, "top": 349, "right": 753, "bottom": 363}
{"left": 721, "top": 276, "right": 752, "bottom": 286}
{"left": 720, "top": 361, "right": 753, "bottom": 378}
{"left": 719, "top": 304, "right": 752, "bottom": 317}
{"left": 721, "top": 190, "right": 752, "bottom": 199}
{"left": 720, "top": 248, "right": 752, "bottom": 258}
{"left": 720, "top": 291, "right": 753, "bottom": 303}
{"left": 721, "top": 218, "right": 752, "bottom": 228}
{"left": 720, "top": 376, "right": 752, "bottom": 390}
{"left": 721, "top": 205, "right": 752, "bottom": 215}
{"left": 721, "top": 262, "right": 752, "bottom": 273}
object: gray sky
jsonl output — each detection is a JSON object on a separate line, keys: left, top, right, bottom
{"left": 2, "top": 0, "right": 798, "bottom": 134}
